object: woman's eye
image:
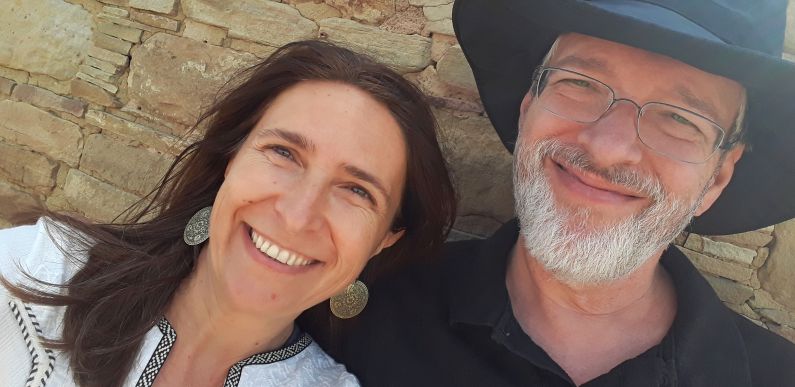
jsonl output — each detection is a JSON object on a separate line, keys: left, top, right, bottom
{"left": 350, "top": 186, "right": 372, "bottom": 201}
{"left": 271, "top": 146, "right": 294, "bottom": 160}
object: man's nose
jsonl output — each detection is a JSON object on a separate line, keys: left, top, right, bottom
{"left": 576, "top": 100, "right": 644, "bottom": 168}
{"left": 273, "top": 178, "right": 325, "bottom": 233}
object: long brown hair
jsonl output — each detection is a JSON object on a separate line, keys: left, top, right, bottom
{"left": 4, "top": 40, "right": 456, "bottom": 387}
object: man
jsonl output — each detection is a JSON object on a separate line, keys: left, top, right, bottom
{"left": 327, "top": 0, "right": 795, "bottom": 385}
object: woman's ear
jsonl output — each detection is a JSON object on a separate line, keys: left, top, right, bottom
{"left": 372, "top": 229, "right": 405, "bottom": 257}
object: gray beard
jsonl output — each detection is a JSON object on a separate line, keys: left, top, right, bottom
{"left": 513, "top": 138, "right": 710, "bottom": 285}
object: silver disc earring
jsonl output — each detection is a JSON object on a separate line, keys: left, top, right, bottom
{"left": 330, "top": 280, "right": 369, "bottom": 319}
{"left": 184, "top": 206, "right": 212, "bottom": 246}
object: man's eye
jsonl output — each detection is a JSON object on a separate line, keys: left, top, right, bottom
{"left": 562, "top": 78, "right": 592, "bottom": 88}
{"left": 670, "top": 113, "right": 699, "bottom": 130}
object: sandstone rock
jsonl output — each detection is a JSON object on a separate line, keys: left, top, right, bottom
{"left": 409, "top": 0, "right": 451, "bottom": 6}
{"left": 410, "top": 66, "right": 483, "bottom": 112}
{"left": 703, "top": 236, "right": 756, "bottom": 265}
{"left": 430, "top": 33, "right": 457, "bottom": 62}
{"left": 103, "top": 5, "right": 129, "bottom": 17}
{"left": 71, "top": 79, "right": 121, "bottom": 107}
{"left": 11, "top": 84, "right": 86, "bottom": 117}
{"left": 0, "top": 101, "right": 82, "bottom": 166}
{"left": 183, "top": 20, "right": 227, "bottom": 46}
{"left": 678, "top": 246, "right": 753, "bottom": 283}
{"left": 295, "top": 2, "right": 342, "bottom": 21}
{"left": 129, "top": 0, "right": 177, "bottom": 14}
{"left": 0, "top": 0, "right": 92, "bottom": 80}
{"left": 434, "top": 108, "right": 514, "bottom": 233}
{"left": 750, "top": 289, "right": 787, "bottom": 310}
{"left": 0, "top": 142, "right": 58, "bottom": 191}
{"left": 85, "top": 57, "right": 122, "bottom": 75}
{"left": 183, "top": 0, "right": 317, "bottom": 47}
{"left": 130, "top": 10, "right": 180, "bottom": 31}
{"left": 98, "top": 0, "right": 128, "bottom": 6}
{"left": 94, "top": 32, "right": 134, "bottom": 54}
{"left": 0, "top": 67, "right": 29, "bottom": 84}
{"left": 319, "top": 18, "right": 431, "bottom": 72}
{"left": 704, "top": 274, "right": 754, "bottom": 305}
{"left": 0, "top": 77, "right": 15, "bottom": 95}
{"left": 757, "top": 308, "right": 794, "bottom": 326}
{"left": 80, "top": 134, "right": 174, "bottom": 196}
{"left": 0, "top": 181, "right": 40, "bottom": 224}
{"left": 79, "top": 65, "right": 118, "bottom": 83}
{"left": 96, "top": 19, "right": 144, "bottom": 43}
{"left": 423, "top": 19, "right": 454, "bottom": 36}
{"left": 423, "top": 3, "right": 453, "bottom": 21}
{"left": 759, "top": 218, "right": 795, "bottom": 309}
{"left": 380, "top": 5, "right": 425, "bottom": 35}
{"left": 436, "top": 44, "right": 477, "bottom": 91}
{"left": 76, "top": 72, "right": 119, "bottom": 94}
{"left": 63, "top": 169, "right": 141, "bottom": 222}
{"left": 85, "top": 110, "right": 183, "bottom": 155}
{"left": 753, "top": 247, "right": 769, "bottom": 268}
{"left": 228, "top": 39, "right": 279, "bottom": 59}
{"left": 710, "top": 230, "right": 774, "bottom": 249}
{"left": 324, "top": 0, "right": 401, "bottom": 25}
{"left": 127, "top": 33, "right": 258, "bottom": 126}
{"left": 88, "top": 46, "right": 130, "bottom": 67}
{"left": 28, "top": 74, "right": 71, "bottom": 95}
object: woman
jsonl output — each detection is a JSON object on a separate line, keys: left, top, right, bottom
{"left": 0, "top": 40, "right": 456, "bottom": 387}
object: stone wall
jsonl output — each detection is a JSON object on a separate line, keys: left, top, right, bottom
{"left": 0, "top": 0, "right": 792, "bottom": 344}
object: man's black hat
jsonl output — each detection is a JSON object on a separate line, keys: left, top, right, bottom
{"left": 453, "top": 0, "right": 795, "bottom": 235}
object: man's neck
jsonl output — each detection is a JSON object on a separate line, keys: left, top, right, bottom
{"left": 506, "top": 236, "right": 677, "bottom": 385}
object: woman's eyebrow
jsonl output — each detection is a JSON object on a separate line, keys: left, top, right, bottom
{"left": 260, "top": 128, "right": 316, "bottom": 152}
{"left": 344, "top": 164, "right": 390, "bottom": 203}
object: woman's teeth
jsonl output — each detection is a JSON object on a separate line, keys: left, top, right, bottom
{"left": 250, "top": 229, "right": 314, "bottom": 266}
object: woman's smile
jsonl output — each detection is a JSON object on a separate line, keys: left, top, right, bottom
{"left": 249, "top": 227, "right": 317, "bottom": 266}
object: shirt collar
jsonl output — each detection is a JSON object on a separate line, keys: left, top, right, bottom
{"left": 446, "top": 218, "right": 753, "bottom": 385}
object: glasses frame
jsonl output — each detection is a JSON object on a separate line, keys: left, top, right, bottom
{"left": 531, "top": 66, "right": 737, "bottom": 164}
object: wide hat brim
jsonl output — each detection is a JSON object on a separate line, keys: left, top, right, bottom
{"left": 454, "top": 0, "right": 795, "bottom": 235}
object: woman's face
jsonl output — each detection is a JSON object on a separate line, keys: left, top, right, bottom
{"left": 204, "top": 80, "right": 407, "bottom": 319}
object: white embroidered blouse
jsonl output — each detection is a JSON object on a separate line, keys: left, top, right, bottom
{"left": 0, "top": 219, "right": 360, "bottom": 387}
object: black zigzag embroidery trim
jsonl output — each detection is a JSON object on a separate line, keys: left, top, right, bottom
{"left": 223, "top": 333, "right": 313, "bottom": 387}
{"left": 9, "top": 300, "right": 55, "bottom": 387}
{"left": 134, "top": 317, "right": 176, "bottom": 387}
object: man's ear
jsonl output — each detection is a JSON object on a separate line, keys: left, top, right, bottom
{"left": 695, "top": 144, "right": 744, "bottom": 216}
{"left": 519, "top": 90, "right": 534, "bottom": 121}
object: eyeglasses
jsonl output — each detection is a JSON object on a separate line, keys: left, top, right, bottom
{"left": 531, "top": 66, "right": 737, "bottom": 163}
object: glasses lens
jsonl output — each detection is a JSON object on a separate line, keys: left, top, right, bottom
{"left": 537, "top": 68, "right": 613, "bottom": 123}
{"left": 638, "top": 103, "right": 724, "bottom": 163}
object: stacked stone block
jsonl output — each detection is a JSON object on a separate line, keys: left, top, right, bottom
{"left": 0, "top": 0, "right": 793, "bottom": 345}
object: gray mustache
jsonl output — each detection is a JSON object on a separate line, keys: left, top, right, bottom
{"left": 533, "top": 140, "right": 666, "bottom": 202}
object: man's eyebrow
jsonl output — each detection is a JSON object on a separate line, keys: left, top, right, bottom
{"left": 259, "top": 128, "right": 315, "bottom": 152}
{"left": 553, "top": 55, "right": 614, "bottom": 76}
{"left": 344, "top": 164, "right": 391, "bottom": 203}
{"left": 674, "top": 86, "right": 720, "bottom": 122}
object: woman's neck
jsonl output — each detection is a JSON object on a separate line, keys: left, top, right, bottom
{"left": 163, "top": 251, "right": 296, "bottom": 372}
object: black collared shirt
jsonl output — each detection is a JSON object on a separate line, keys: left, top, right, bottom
{"left": 328, "top": 219, "right": 795, "bottom": 386}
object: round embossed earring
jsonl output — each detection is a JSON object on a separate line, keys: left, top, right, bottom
{"left": 183, "top": 206, "right": 212, "bottom": 246}
{"left": 330, "top": 280, "right": 369, "bottom": 319}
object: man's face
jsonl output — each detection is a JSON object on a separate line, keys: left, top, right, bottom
{"left": 514, "top": 33, "right": 745, "bottom": 284}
